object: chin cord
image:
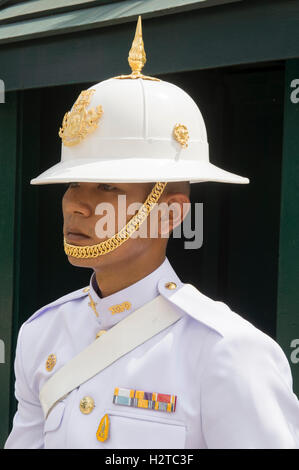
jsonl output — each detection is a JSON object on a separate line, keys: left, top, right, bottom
{"left": 63, "top": 182, "right": 167, "bottom": 258}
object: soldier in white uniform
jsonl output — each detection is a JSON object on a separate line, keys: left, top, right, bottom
{"left": 5, "top": 17, "right": 299, "bottom": 449}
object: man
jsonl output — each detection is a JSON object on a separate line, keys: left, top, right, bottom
{"left": 5, "top": 17, "right": 299, "bottom": 449}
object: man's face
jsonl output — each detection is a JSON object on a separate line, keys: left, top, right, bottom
{"left": 62, "top": 181, "right": 162, "bottom": 269}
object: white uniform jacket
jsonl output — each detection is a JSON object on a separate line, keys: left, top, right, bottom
{"left": 5, "top": 258, "right": 299, "bottom": 449}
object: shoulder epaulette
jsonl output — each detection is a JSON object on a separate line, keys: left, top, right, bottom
{"left": 158, "top": 279, "right": 247, "bottom": 338}
{"left": 24, "top": 286, "right": 90, "bottom": 325}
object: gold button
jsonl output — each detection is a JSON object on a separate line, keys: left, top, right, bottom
{"left": 165, "top": 282, "right": 177, "bottom": 290}
{"left": 96, "top": 329, "right": 107, "bottom": 339}
{"left": 83, "top": 287, "right": 90, "bottom": 293}
{"left": 80, "top": 396, "right": 95, "bottom": 414}
{"left": 46, "top": 354, "right": 56, "bottom": 372}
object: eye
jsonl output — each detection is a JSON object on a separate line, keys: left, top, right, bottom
{"left": 98, "top": 183, "right": 117, "bottom": 191}
{"left": 68, "top": 182, "right": 79, "bottom": 188}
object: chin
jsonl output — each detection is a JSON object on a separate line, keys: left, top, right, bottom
{"left": 66, "top": 255, "right": 98, "bottom": 268}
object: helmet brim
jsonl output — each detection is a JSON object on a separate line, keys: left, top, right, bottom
{"left": 30, "top": 157, "right": 249, "bottom": 185}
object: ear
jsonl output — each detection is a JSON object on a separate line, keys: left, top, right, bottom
{"left": 158, "top": 193, "right": 191, "bottom": 237}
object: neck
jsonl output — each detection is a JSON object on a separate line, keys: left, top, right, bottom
{"left": 94, "top": 251, "right": 166, "bottom": 298}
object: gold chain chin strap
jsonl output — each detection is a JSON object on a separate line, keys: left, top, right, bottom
{"left": 63, "top": 182, "right": 167, "bottom": 258}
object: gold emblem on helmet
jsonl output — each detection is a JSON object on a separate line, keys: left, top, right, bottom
{"left": 173, "top": 124, "right": 189, "bottom": 148}
{"left": 58, "top": 89, "right": 103, "bottom": 146}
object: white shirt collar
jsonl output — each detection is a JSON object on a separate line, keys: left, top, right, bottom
{"left": 87, "top": 257, "right": 182, "bottom": 330}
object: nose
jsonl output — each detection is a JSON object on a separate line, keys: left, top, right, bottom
{"left": 63, "top": 191, "right": 92, "bottom": 217}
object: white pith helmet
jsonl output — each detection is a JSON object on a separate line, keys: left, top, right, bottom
{"left": 30, "top": 16, "right": 249, "bottom": 186}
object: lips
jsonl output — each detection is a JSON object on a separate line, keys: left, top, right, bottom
{"left": 65, "top": 228, "right": 91, "bottom": 243}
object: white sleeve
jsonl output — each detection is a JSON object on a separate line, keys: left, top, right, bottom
{"left": 4, "top": 324, "right": 44, "bottom": 449}
{"left": 200, "top": 327, "right": 299, "bottom": 449}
